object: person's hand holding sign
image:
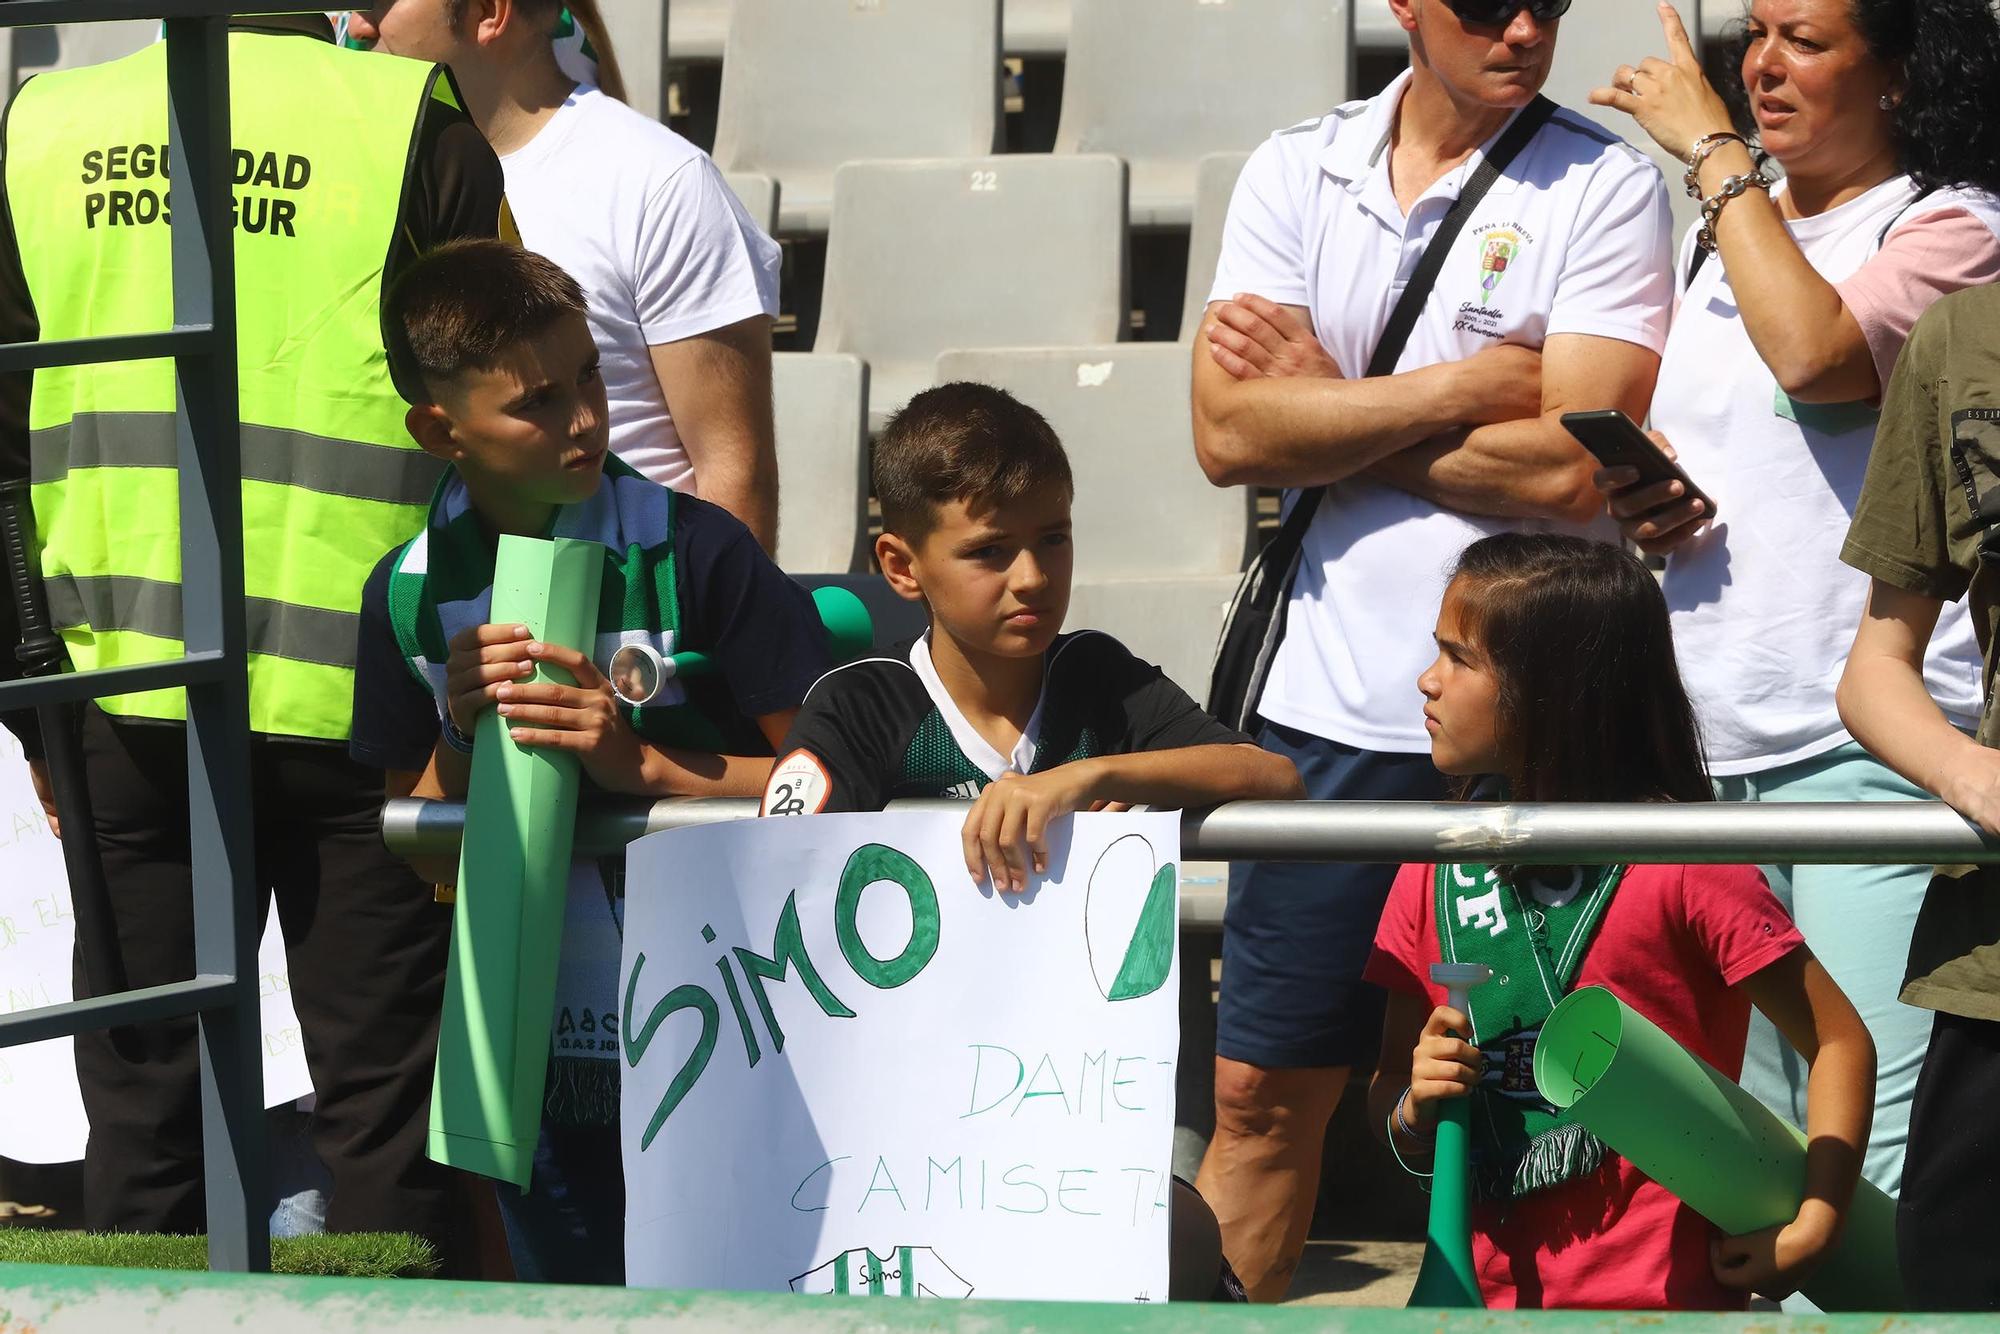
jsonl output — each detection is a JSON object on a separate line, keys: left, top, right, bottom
{"left": 961, "top": 765, "right": 1098, "bottom": 894}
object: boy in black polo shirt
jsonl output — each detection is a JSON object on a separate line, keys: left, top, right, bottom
{"left": 760, "top": 381, "right": 1300, "bottom": 892}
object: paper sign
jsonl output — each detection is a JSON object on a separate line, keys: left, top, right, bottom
{"left": 0, "top": 737, "right": 310, "bottom": 1163}
{"left": 620, "top": 810, "right": 1180, "bottom": 1302}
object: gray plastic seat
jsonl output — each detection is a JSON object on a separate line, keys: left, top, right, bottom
{"left": 592, "top": 2, "right": 667, "bottom": 119}
{"left": 666, "top": 0, "right": 732, "bottom": 62}
{"left": 713, "top": 0, "right": 1002, "bottom": 236}
{"left": 933, "top": 345, "right": 1254, "bottom": 697}
{"left": 1053, "top": 0, "right": 1349, "bottom": 229}
{"left": 1180, "top": 151, "right": 1251, "bottom": 342}
{"left": 722, "top": 171, "right": 778, "bottom": 236}
{"left": 773, "top": 353, "right": 870, "bottom": 576}
{"left": 817, "top": 155, "right": 1128, "bottom": 430}
{"left": 1004, "top": 0, "right": 1071, "bottom": 56}
{"left": 3, "top": 20, "right": 151, "bottom": 90}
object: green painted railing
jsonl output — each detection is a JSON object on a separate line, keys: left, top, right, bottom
{"left": 0, "top": 1266, "right": 1989, "bottom": 1332}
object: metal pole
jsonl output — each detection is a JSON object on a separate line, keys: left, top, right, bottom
{"left": 165, "top": 14, "right": 267, "bottom": 1274}
{"left": 383, "top": 795, "right": 2000, "bottom": 866}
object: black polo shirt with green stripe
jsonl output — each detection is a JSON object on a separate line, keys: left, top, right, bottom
{"left": 761, "top": 630, "right": 1250, "bottom": 816}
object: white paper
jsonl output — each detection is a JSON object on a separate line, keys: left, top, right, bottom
{"left": 0, "top": 737, "right": 311, "bottom": 1163}
{"left": 621, "top": 810, "right": 1181, "bottom": 1303}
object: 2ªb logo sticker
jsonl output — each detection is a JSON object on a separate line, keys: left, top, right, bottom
{"left": 1083, "top": 834, "right": 1177, "bottom": 1002}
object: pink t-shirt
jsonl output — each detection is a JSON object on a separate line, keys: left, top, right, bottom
{"left": 1365, "top": 860, "right": 1804, "bottom": 1310}
{"left": 1834, "top": 206, "right": 2000, "bottom": 394}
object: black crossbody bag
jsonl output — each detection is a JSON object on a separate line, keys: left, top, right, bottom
{"left": 1206, "top": 96, "right": 1557, "bottom": 733}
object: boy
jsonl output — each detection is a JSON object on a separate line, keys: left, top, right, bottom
{"left": 760, "top": 381, "right": 1301, "bottom": 892}
{"left": 1837, "top": 285, "right": 2000, "bottom": 1311}
{"left": 350, "top": 238, "right": 827, "bottom": 1283}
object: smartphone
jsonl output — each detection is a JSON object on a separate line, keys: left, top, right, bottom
{"left": 1560, "top": 410, "right": 1716, "bottom": 523}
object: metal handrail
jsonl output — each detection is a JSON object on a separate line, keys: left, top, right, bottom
{"left": 383, "top": 795, "right": 2000, "bottom": 866}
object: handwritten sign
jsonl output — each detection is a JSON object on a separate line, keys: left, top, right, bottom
{"left": 0, "top": 739, "right": 310, "bottom": 1162}
{"left": 620, "top": 811, "right": 1180, "bottom": 1302}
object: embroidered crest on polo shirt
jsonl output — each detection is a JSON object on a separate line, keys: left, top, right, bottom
{"left": 1454, "top": 222, "right": 1537, "bottom": 340}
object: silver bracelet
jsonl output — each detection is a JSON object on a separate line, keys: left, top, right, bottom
{"left": 1386, "top": 1093, "right": 1434, "bottom": 1185}
{"left": 1696, "top": 169, "right": 1774, "bottom": 252}
{"left": 1682, "top": 131, "right": 1747, "bottom": 199}
{"left": 1393, "top": 1083, "right": 1434, "bottom": 1142}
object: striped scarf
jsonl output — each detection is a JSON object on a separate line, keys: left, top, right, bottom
{"left": 1435, "top": 862, "right": 1623, "bottom": 1200}
{"left": 385, "top": 454, "right": 723, "bottom": 751}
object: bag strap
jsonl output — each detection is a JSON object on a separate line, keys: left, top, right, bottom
{"left": 1283, "top": 94, "right": 1559, "bottom": 533}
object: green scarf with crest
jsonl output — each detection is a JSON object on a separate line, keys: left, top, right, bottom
{"left": 1434, "top": 862, "right": 1625, "bottom": 1200}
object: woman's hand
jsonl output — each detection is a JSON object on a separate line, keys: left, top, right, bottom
{"left": 1403, "top": 1005, "right": 1483, "bottom": 1134}
{"left": 1711, "top": 1199, "right": 1841, "bottom": 1299}
{"left": 1590, "top": 430, "right": 1710, "bottom": 555}
{"left": 494, "top": 640, "right": 651, "bottom": 793}
{"left": 1590, "top": 4, "right": 1736, "bottom": 162}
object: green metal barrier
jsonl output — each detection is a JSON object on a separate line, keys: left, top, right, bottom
{"left": 0, "top": 1266, "right": 1989, "bottom": 1332}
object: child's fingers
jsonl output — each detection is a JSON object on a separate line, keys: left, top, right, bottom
{"left": 960, "top": 799, "right": 995, "bottom": 883}
{"left": 506, "top": 726, "right": 587, "bottom": 751}
{"left": 448, "top": 622, "right": 532, "bottom": 653}
{"left": 1025, "top": 803, "right": 1051, "bottom": 874}
{"left": 997, "top": 801, "right": 1030, "bottom": 891}
{"left": 495, "top": 681, "right": 597, "bottom": 709}
{"left": 525, "top": 640, "right": 605, "bottom": 688}
{"left": 495, "top": 701, "right": 590, "bottom": 730}
{"left": 447, "top": 659, "right": 534, "bottom": 693}
{"left": 1422, "top": 1005, "right": 1472, "bottom": 1038}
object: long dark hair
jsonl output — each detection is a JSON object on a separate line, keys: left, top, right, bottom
{"left": 1710, "top": 0, "right": 2000, "bottom": 195}
{"left": 1447, "top": 533, "right": 1711, "bottom": 805}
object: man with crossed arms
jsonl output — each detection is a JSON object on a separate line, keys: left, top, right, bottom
{"left": 1189, "top": 0, "right": 1673, "bottom": 1299}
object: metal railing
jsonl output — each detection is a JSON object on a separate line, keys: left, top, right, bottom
{"left": 384, "top": 795, "right": 2000, "bottom": 867}
{"left": 0, "top": 0, "right": 342, "bottom": 1275}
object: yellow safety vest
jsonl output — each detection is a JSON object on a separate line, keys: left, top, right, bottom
{"left": 4, "top": 32, "right": 461, "bottom": 741}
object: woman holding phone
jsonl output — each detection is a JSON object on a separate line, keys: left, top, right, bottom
{"left": 1591, "top": 0, "right": 2000, "bottom": 1212}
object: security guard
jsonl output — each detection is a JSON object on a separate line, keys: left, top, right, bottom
{"left": 0, "top": 13, "right": 503, "bottom": 1243}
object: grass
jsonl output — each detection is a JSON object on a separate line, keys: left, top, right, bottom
{"left": 0, "top": 1229, "right": 438, "bottom": 1278}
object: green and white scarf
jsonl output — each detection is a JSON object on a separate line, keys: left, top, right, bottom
{"left": 1434, "top": 861, "right": 1625, "bottom": 1200}
{"left": 383, "top": 458, "right": 717, "bottom": 1125}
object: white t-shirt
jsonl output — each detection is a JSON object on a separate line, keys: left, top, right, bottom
{"left": 1654, "top": 177, "right": 2000, "bottom": 774}
{"left": 501, "top": 86, "right": 782, "bottom": 489}
{"left": 1211, "top": 71, "right": 1673, "bottom": 752}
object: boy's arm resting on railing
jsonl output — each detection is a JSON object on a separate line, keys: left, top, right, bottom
{"left": 1837, "top": 579, "right": 2000, "bottom": 833}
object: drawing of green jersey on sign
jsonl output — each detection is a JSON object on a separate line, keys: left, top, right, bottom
{"left": 790, "top": 1246, "right": 974, "bottom": 1298}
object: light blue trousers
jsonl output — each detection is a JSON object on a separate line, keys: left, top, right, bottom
{"left": 1718, "top": 742, "right": 1930, "bottom": 1200}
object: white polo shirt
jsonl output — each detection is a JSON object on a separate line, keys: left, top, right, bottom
{"left": 1210, "top": 70, "right": 1673, "bottom": 753}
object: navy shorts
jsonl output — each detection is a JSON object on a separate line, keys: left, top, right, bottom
{"left": 1216, "top": 720, "right": 1447, "bottom": 1070}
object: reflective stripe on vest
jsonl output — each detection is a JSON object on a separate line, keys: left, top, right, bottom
{"left": 4, "top": 33, "right": 456, "bottom": 739}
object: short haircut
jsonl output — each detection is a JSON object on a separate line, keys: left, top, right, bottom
{"left": 384, "top": 239, "right": 587, "bottom": 404}
{"left": 874, "top": 382, "right": 1073, "bottom": 538}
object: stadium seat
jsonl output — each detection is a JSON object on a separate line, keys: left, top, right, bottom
{"left": 933, "top": 345, "right": 1253, "bottom": 697}
{"left": 816, "top": 155, "right": 1129, "bottom": 430}
{"left": 772, "top": 352, "right": 871, "bottom": 576}
{"left": 1052, "top": 0, "right": 1349, "bottom": 229}
{"left": 666, "top": 0, "right": 732, "bottom": 63}
{"left": 592, "top": 1, "right": 667, "bottom": 119}
{"left": 723, "top": 171, "right": 778, "bottom": 236}
{"left": 1180, "top": 151, "right": 1251, "bottom": 342}
{"left": 712, "top": 0, "right": 1003, "bottom": 236}
{"left": 3, "top": 20, "right": 150, "bottom": 89}
{"left": 1004, "top": 0, "right": 1071, "bottom": 57}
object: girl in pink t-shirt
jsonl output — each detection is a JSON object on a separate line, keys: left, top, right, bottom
{"left": 1366, "top": 533, "right": 1875, "bottom": 1309}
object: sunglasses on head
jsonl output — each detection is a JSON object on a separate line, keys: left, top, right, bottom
{"left": 1443, "top": 0, "right": 1574, "bottom": 25}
